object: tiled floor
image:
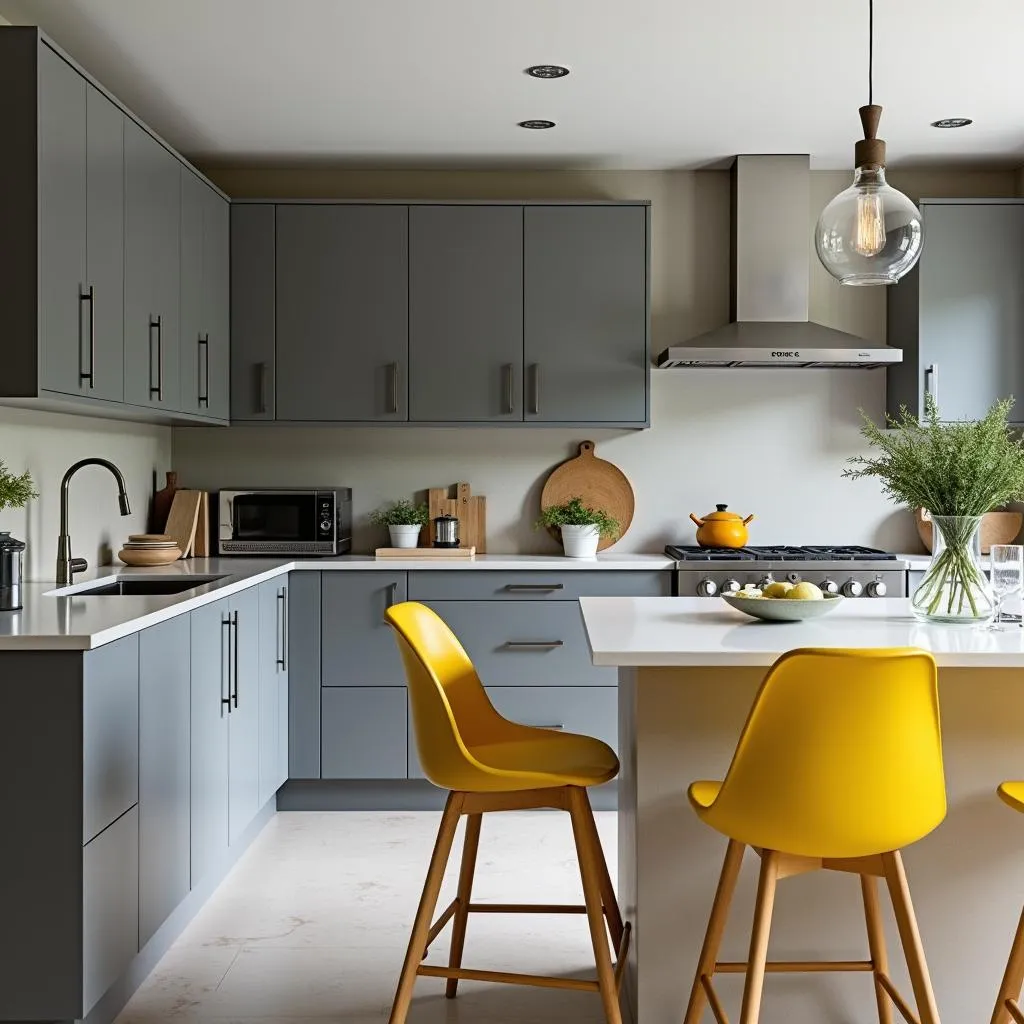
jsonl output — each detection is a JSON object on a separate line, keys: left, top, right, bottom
{"left": 115, "top": 810, "right": 616, "bottom": 1024}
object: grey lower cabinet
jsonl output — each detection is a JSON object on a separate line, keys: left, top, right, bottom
{"left": 229, "top": 586, "right": 262, "bottom": 844}
{"left": 323, "top": 687, "right": 409, "bottom": 779}
{"left": 138, "top": 615, "right": 192, "bottom": 947}
{"left": 258, "top": 578, "right": 290, "bottom": 804}
{"left": 888, "top": 200, "right": 1024, "bottom": 424}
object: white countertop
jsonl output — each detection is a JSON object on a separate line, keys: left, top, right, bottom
{"left": 0, "top": 553, "right": 674, "bottom": 651}
{"left": 579, "top": 596, "right": 1024, "bottom": 668}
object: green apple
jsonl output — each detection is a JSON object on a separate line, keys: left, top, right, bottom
{"left": 788, "top": 581, "right": 824, "bottom": 601}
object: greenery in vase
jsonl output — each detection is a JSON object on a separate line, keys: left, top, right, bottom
{"left": 0, "top": 460, "right": 38, "bottom": 512}
{"left": 844, "top": 396, "right": 1024, "bottom": 617}
{"left": 369, "top": 500, "right": 429, "bottom": 528}
{"left": 535, "top": 496, "right": 621, "bottom": 540}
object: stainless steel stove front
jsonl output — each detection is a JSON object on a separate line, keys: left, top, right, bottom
{"left": 675, "top": 559, "right": 908, "bottom": 599}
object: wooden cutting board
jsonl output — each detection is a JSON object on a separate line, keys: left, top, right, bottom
{"left": 427, "top": 483, "right": 487, "bottom": 552}
{"left": 164, "top": 489, "right": 202, "bottom": 558}
{"left": 540, "top": 441, "right": 634, "bottom": 551}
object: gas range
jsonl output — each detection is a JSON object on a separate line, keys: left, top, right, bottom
{"left": 666, "top": 545, "right": 908, "bottom": 598}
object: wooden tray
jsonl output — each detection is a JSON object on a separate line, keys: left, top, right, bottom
{"left": 540, "top": 441, "right": 634, "bottom": 551}
{"left": 375, "top": 546, "right": 476, "bottom": 559}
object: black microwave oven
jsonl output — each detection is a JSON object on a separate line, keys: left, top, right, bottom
{"left": 217, "top": 489, "right": 352, "bottom": 555}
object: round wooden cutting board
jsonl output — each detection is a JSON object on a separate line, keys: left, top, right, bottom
{"left": 540, "top": 441, "right": 635, "bottom": 551}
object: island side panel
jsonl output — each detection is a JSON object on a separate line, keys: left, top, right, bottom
{"left": 627, "top": 666, "right": 1024, "bottom": 1024}
{"left": 618, "top": 667, "right": 639, "bottom": 1021}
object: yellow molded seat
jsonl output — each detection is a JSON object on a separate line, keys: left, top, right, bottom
{"left": 999, "top": 781, "right": 1024, "bottom": 815}
{"left": 383, "top": 601, "right": 627, "bottom": 1024}
{"left": 684, "top": 647, "right": 946, "bottom": 1024}
{"left": 991, "top": 782, "right": 1024, "bottom": 1024}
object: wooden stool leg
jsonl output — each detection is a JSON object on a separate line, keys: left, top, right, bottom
{"left": 569, "top": 786, "right": 623, "bottom": 1024}
{"left": 578, "top": 786, "right": 625, "bottom": 948}
{"left": 684, "top": 839, "right": 745, "bottom": 1024}
{"left": 738, "top": 850, "right": 780, "bottom": 1024}
{"left": 882, "top": 850, "right": 941, "bottom": 1024}
{"left": 862, "top": 874, "right": 894, "bottom": 1024}
{"left": 445, "top": 812, "right": 482, "bottom": 999}
{"left": 388, "top": 792, "right": 464, "bottom": 1024}
{"left": 992, "top": 905, "right": 1024, "bottom": 1024}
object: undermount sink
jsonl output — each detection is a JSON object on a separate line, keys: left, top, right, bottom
{"left": 73, "top": 576, "right": 227, "bottom": 596}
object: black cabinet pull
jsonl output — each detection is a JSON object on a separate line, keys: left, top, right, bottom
{"left": 503, "top": 640, "right": 564, "bottom": 650}
{"left": 529, "top": 363, "right": 540, "bottom": 415}
{"left": 221, "top": 615, "right": 232, "bottom": 712}
{"left": 276, "top": 588, "right": 287, "bottom": 669}
{"left": 231, "top": 610, "right": 240, "bottom": 708}
{"left": 503, "top": 363, "right": 514, "bottom": 414}
{"left": 257, "top": 362, "right": 269, "bottom": 414}
{"left": 79, "top": 286, "right": 95, "bottom": 388}
{"left": 149, "top": 315, "right": 163, "bottom": 401}
{"left": 530, "top": 723, "right": 564, "bottom": 730}
{"left": 924, "top": 363, "right": 938, "bottom": 408}
{"left": 387, "top": 582, "right": 398, "bottom": 608}
{"left": 504, "top": 583, "right": 564, "bottom": 593}
{"left": 387, "top": 362, "right": 399, "bottom": 415}
{"left": 198, "top": 334, "right": 210, "bottom": 408}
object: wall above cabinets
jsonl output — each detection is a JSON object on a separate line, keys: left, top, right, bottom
{"left": 0, "top": 27, "right": 230, "bottom": 426}
{"left": 230, "top": 200, "right": 651, "bottom": 428}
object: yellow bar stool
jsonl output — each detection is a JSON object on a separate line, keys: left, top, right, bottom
{"left": 991, "top": 782, "right": 1024, "bottom": 1024}
{"left": 383, "top": 601, "right": 629, "bottom": 1024}
{"left": 684, "top": 647, "right": 946, "bottom": 1024}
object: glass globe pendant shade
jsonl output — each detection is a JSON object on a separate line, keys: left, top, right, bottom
{"left": 815, "top": 165, "right": 923, "bottom": 286}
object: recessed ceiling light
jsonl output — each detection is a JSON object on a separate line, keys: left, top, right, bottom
{"left": 525, "top": 65, "right": 570, "bottom": 79}
{"left": 930, "top": 117, "right": 973, "bottom": 128}
{"left": 518, "top": 119, "right": 556, "bottom": 129}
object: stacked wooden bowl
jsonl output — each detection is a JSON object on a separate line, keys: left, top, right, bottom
{"left": 118, "top": 534, "right": 183, "bottom": 566}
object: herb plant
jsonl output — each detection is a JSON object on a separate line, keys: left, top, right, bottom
{"left": 0, "top": 460, "right": 38, "bottom": 512}
{"left": 369, "top": 500, "right": 430, "bottom": 528}
{"left": 535, "top": 496, "right": 621, "bottom": 540}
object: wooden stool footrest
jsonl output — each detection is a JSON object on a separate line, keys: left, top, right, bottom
{"left": 614, "top": 922, "right": 632, "bottom": 993}
{"left": 1007, "top": 998, "right": 1024, "bottom": 1024}
{"left": 716, "top": 959, "right": 873, "bottom": 974}
{"left": 877, "top": 971, "right": 922, "bottom": 1024}
{"left": 423, "top": 898, "right": 459, "bottom": 955}
{"left": 467, "top": 902, "right": 587, "bottom": 915}
{"left": 701, "top": 975, "right": 731, "bottom": 1024}
{"left": 417, "top": 964, "right": 600, "bottom": 993}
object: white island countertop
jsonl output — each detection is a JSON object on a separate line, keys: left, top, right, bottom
{"left": 580, "top": 595, "right": 1024, "bottom": 668}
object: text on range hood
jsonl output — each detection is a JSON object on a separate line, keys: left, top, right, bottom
{"left": 656, "top": 155, "right": 901, "bottom": 370}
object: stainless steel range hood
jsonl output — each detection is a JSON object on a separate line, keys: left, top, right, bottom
{"left": 656, "top": 155, "right": 901, "bottom": 369}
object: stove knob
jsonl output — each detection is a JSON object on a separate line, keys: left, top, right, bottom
{"left": 866, "top": 579, "right": 887, "bottom": 598}
{"left": 757, "top": 574, "right": 774, "bottom": 590}
{"left": 696, "top": 578, "right": 718, "bottom": 597}
{"left": 841, "top": 579, "right": 864, "bottom": 598}
{"left": 721, "top": 578, "right": 741, "bottom": 595}
{"left": 819, "top": 578, "right": 839, "bottom": 594}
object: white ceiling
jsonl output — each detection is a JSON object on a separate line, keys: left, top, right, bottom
{"left": 2, "top": 0, "right": 1022, "bottom": 170}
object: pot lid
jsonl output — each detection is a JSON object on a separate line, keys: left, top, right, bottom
{"left": 0, "top": 531, "right": 26, "bottom": 551}
{"left": 699, "top": 504, "right": 746, "bottom": 522}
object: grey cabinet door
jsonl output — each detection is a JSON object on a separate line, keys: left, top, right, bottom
{"left": 258, "top": 578, "right": 289, "bottom": 804}
{"left": 179, "top": 169, "right": 206, "bottom": 416}
{"left": 37, "top": 44, "right": 88, "bottom": 398}
{"left": 82, "top": 806, "right": 139, "bottom": 1015}
{"left": 84, "top": 86, "right": 125, "bottom": 403}
{"left": 322, "top": 687, "right": 408, "bottom": 779}
{"left": 918, "top": 203, "right": 1024, "bottom": 422}
{"left": 190, "top": 597, "right": 230, "bottom": 885}
{"left": 82, "top": 634, "right": 139, "bottom": 844}
{"left": 321, "top": 572, "right": 407, "bottom": 687}
{"left": 229, "top": 586, "right": 262, "bottom": 843}
{"left": 230, "top": 204, "right": 276, "bottom": 420}
{"left": 204, "top": 189, "right": 231, "bottom": 420}
{"left": 524, "top": 205, "right": 649, "bottom": 424}
{"left": 138, "top": 616, "right": 191, "bottom": 947}
{"left": 288, "top": 571, "right": 321, "bottom": 779}
{"left": 124, "top": 120, "right": 180, "bottom": 409}
{"left": 275, "top": 204, "right": 409, "bottom": 421}
{"left": 409, "top": 205, "right": 523, "bottom": 421}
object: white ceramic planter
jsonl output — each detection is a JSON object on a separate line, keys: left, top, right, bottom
{"left": 388, "top": 524, "right": 421, "bottom": 549}
{"left": 560, "top": 524, "right": 600, "bottom": 558}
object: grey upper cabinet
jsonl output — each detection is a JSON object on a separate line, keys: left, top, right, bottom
{"left": 179, "top": 170, "right": 206, "bottom": 417}
{"left": 524, "top": 205, "right": 650, "bottom": 425}
{"left": 204, "top": 189, "right": 232, "bottom": 420}
{"left": 258, "top": 578, "right": 289, "bottom": 805}
{"left": 275, "top": 204, "right": 409, "bottom": 421}
{"left": 230, "top": 204, "right": 276, "bottom": 420}
{"left": 124, "top": 120, "right": 181, "bottom": 410}
{"left": 409, "top": 206, "right": 524, "bottom": 421}
{"left": 888, "top": 200, "right": 1024, "bottom": 424}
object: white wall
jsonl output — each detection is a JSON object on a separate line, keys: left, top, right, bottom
{"left": 0, "top": 408, "right": 171, "bottom": 579}
{"left": 173, "top": 165, "right": 1019, "bottom": 555}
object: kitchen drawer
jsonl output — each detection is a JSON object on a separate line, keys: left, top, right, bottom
{"left": 321, "top": 686, "right": 408, "bottom": 779}
{"left": 408, "top": 570, "right": 669, "bottom": 602}
{"left": 423, "top": 600, "right": 614, "bottom": 687}
{"left": 410, "top": 686, "right": 617, "bottom": 779}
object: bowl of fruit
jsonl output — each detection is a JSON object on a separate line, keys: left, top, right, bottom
{"left": 722, "top": 581, "right": 844, "bottom": 622}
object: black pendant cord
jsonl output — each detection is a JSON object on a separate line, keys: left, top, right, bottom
{"left": 868, "top": 0, "right": 874, "bottom": 105}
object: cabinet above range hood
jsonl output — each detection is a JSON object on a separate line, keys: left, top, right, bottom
{"left": 656, "top": 155, "right": 901, "bottom": 369}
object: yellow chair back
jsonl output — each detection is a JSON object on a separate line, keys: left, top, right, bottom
{"left": 702, "top": 647, "right": 945, "bottom": 858}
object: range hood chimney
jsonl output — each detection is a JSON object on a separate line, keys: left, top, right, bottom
{"left": 656, "top": 155, "right": 901, "bottom": 369}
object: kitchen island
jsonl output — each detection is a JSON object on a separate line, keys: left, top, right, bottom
{"left": 580, "top": 596, "right": 1024, "bottom": 1024}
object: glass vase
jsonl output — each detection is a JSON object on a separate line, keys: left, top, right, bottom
{"left": 911, "top": 515, "right": 994, "bottom": 624}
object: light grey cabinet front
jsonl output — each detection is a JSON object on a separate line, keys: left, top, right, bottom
{"left": 179, "top": 169, "right": 206, "bottom": 416}
{"left": 204, "top": 188, "right": 231, "bottom": 420}
{"left": 409, "top": 205, "right": 523, "bottom": 421}
{"left": 524, "top": 205, "right": 649, "bottom": 425}
{"left": 229, "top": 585, "right": 262, "bottom": 843}
{"left": 124, "top": 119, "right": 180, "bottom": 409}
{"left": 322, "top": 687, "right": 408, "bottom": 779}
{"left": 139, "top": 616, "right": 191, "bottom": 947}
{"left": 259, "top": 578, "right": 289, "bottom": 805}
{"left": 275, "top": 204, "right": 409, "bottom": 421}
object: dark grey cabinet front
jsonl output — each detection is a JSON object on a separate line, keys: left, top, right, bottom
{"left": 275, "top": 204, "right": 409, "bottom": 421}
{"left": 524, "top": 205, "right": 649, "bottom": 425}
{"left": 124, "top": 119, "right": 180, "bottom": 409}
{"left": 179, "top": 169, "right": 205, "bottom": 417}
{"left": 258, "top": 578, "right": 289, "bottom": 805}
{"left": 409, "top": 205, "right": 524, "bottom": 421}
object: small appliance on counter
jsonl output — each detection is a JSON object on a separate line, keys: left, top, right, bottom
{"left": 0, "top": 532, "right": 26, "bottom": 611}
{"left": 432, "top": 513, "right": 460, "bottom": 548}
{"left": 217, "top": 488, "right": 352, "bottom": 555}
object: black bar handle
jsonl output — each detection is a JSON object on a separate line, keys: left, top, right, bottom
{"left": 231, "top": 610, "right": 239, "bottom": 708}
{"left": 198, "top": 334, "right": 210, "bottom": 408}
{"left": 504, "top": 583, "right": 564, "bottom": 592}
{"left": 276, "top": 589, "right": 287, "bottom": 669}
{"left": 503, "top": 640, "right": 565, "bottom": 650}
{"left": 79, "top": 286, "right": 95, "bottom": 388}
{"left": 221, "top": 615, "right": 232, "bottom": 711}
{"left": 149, "top": 315, "right": 163, "bottom": 401}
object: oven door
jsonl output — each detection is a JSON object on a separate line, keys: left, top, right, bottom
{"left": 219, "top": 491, "right": 331, "bottom": 553}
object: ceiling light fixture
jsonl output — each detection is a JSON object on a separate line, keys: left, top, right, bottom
{"left": 931, "top": 117, "right": 973, "bottom": 128}
{"left": 525, "top": 65, "right": 570, "bottom": 79}
{"left": 518, "top": 119, "right": 556, "bottom": 129}
{"left": 815, "top": 0, "right": 923, "bottom": 286}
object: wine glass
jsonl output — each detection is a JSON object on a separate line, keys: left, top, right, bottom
{"left": 988, "top": 544, "right": 1024, "bottom": 630}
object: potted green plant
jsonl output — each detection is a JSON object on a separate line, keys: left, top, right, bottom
{"left": 0, "top": 460, "right": 38, "bottom": 611}
{"left": 844, "top": 396, "right": 1024, "bottom": 623}
{"left": 369, "top": 499, "right": 429, "bottom": 549}
{"left": 536, "top": 496, "right": 620, "bottom": 558}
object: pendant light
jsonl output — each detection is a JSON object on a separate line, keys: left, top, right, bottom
{"left": 815, "top": 0, "right": 923, "bottom": 286}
